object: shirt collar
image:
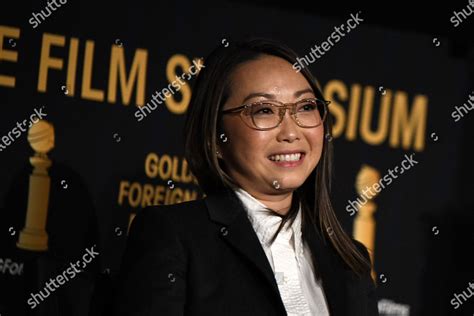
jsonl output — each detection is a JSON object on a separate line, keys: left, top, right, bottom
{"left": 233, "top": 187, "right": 304, "bottom": 256}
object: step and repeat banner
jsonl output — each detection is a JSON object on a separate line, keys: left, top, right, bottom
{"left": 1, "top": 1, "right": 473, "bottom": 315}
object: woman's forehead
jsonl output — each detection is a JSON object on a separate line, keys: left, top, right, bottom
{"left": 228, "top": 55, "right": 314, "bottom": 100}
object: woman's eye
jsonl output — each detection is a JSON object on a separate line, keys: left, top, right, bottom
{"left": 252, "top": 105, "right": 274, "bottom": 115}
{"left": 298, "top": 102, "right": 317, "bottom": 112}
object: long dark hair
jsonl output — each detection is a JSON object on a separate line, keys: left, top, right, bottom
{"left": 184, "top": 37, "right": 370, "bottom": 277}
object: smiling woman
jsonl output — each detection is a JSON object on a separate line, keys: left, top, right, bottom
{"left": 114, "top": 38, "right": 378, "bottom": 316}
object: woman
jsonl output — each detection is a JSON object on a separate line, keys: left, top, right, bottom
{"left": 114, "top": 38, "right": 378, "bottom": 315}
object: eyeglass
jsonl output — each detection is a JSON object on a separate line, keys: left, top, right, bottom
{"left": 220, "top": 97, "right": 330, "bottom": 130}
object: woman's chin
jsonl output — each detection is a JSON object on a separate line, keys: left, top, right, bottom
{"left": 268, "top": 178, "right": 305, "bottom": 191}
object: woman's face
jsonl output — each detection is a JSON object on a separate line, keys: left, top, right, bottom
{"left": 219, "top": 55, "right": 324, "bottom": 196}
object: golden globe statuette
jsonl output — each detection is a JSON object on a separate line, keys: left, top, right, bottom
{"left": 17, "top": 120, "right": 54, "bottom": 251}
{"left": 353, "top": 164, "right": 380, "bottom": 280}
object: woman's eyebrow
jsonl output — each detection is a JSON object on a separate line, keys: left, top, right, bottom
{"left": 294, "top": 88, "right": 314, "bottom": 98}
{"left": 242, "top": 92, "right": 275, "bottom": 103}
{"left": 242, "top": 88, "right": 314, "bottom": 103}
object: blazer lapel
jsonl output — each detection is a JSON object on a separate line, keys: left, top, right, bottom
{"left": 303, "top": 220, "right": 349, "bottom": 316}
{"left": 204, "top": 190, "right": 286, "bottom": 312}
{"left": 205, "top": 189, "right": 351, "bottom": 315}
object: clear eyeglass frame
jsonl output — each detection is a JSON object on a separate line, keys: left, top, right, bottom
{"left": 220, "top": 97, "right": 330, "bottom": 131}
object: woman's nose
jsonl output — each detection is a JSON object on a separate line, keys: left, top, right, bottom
{"left": 276, "top": 109, "right": 300, "bottom": 142}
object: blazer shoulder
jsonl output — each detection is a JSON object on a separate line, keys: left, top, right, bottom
{"left": 129, "top": 198, "right": 208, "bottom": 238}
{"left": 350, "top": 240, "right": 379, "bottom": 315}
{"left": 139, "top": 198, "right": 207, "bottom": 221}
{"left": 116, "top": 202, "right": 201, "bottom": 315}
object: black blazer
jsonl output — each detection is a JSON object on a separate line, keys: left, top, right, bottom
{"left": 114, "top": 189, "right": 378, "bottom": 316}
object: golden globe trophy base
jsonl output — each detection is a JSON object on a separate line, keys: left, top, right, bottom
{"left": 17, "top": 227, "right": 48, "bottom": 251}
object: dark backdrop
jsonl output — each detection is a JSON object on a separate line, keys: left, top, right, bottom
{"left": 1, "top": 1, "right": 473, "bottom": 315}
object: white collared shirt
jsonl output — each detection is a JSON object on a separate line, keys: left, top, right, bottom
{"left": 233, "top": 187, "right": 330, "bottom": 316}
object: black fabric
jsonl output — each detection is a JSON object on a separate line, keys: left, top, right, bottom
{"left": 114, "top": 191, "right": 378, "bottom": 315}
